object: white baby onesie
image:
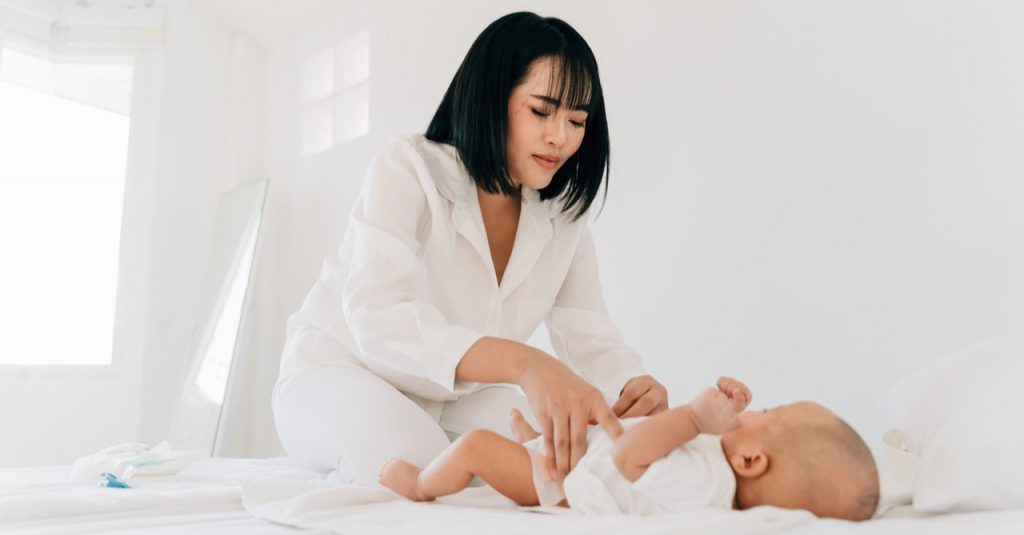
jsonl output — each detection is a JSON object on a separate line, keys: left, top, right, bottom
{"left": 524, "top": 417, "right": 736, "bottom": 515}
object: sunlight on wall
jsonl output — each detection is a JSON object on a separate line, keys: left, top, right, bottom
{"left": 301, "top": 30, "right": 370, "bottom": 155}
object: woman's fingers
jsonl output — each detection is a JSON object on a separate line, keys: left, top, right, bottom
{"left": 516, "top": 354, "right": 634, "bottom": 479}
{"left": 591, "top": 400, "right": 623, "bottom": 440}
{"left": 618, "top": 389, "right": 656, "bottom": 419}
{"left": 553, "top": 412, "right": 571, "bottom": 481}
{"left": 612, "top": 378, "right": 649, "bottom": 417}
{"left": 615, "top": 375, "right": 669, "bottom": 418}
{"left": 612, "top": 391, "right": 642, "bottom": 418}
{"left": 569, "top": 408, "right": 588, "bottom": 471}
{"left": 542, "top": 414, "right": 556, "bottom": 481}
{"left": 611, "top": 379, "right": 641, "bottom": 416}
{"left": 611, "top": 393, "right": 633, "bottom": 417}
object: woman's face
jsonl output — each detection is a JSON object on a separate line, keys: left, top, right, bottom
{"left": 506, "top": 56, "right": 590, "bottom": 191}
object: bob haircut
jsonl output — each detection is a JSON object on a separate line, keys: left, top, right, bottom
{"left": 425, "top": 12, "right": 610, "bottom": 222}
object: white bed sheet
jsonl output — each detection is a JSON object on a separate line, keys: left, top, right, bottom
{"left": 3, "top": 457, "right": 1023, "bottom": 534}
{"left": 0, "top": 457, "right": 329, "bottom": 534}
{"left": 242, "top": 476, "right": 1024, "bottom": 535}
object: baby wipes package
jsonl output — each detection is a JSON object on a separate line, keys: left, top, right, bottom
{"left": 70, "top": 441, "right": 208, "bottom": 486}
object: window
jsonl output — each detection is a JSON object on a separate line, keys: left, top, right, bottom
{"left": 0, "top": 43, "right": 133, "bottom": 366}
{"left": 301, "top": 30, "right": 370, "bottom": 155}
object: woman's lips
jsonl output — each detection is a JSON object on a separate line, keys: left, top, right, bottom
{"left": 532, "top": 155, "right": 558, "bottom": 170}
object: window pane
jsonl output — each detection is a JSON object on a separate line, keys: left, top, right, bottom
{"left": 332, "top": 82, "right": 369, "bottom": 146}
{"left": 0, "top": 74, "right": 130, "bottom": 365}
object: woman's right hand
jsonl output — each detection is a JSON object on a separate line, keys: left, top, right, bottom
{"left": 516, "top": 352, "right": 623, "bottom": 482}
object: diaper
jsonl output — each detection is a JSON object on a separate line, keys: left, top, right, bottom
{"left": 521, "top": 436, "right": 566, "bottom": 507}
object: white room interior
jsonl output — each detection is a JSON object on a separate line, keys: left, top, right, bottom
{"left": 1, "top": 0, "right": 1022, "bottom": 474}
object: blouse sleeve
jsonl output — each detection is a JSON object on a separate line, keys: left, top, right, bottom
{"left": 340, "top": 138, "right": 485, "bottom": 398}
{"left": 544, "top": 224, "right": 648, "bottom": 403}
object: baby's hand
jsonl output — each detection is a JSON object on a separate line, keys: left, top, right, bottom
{"left": 690, "top": 388, "right": 740, "bottom": 435}
{"left": 717, "top": 376, "right": 752, "bottom": 413}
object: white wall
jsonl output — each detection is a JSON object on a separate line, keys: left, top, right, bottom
{"left": 216, "top": 0, "right": 1024, "bottom": 463}
{"left": 133, "top": 0, "right": 268, "bottom": 448}
{"left": 589, "top": 0, "right": 1024, "bottom": 446}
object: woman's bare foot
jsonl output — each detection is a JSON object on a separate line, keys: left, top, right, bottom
{"left": 509, "top": 408, "right": 541, "bottom": 443}
{"left": 379, "top": 458, "right": 433, "bottom": 502}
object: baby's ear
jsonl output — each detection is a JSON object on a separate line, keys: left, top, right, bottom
{"left": 729, "top": 450, "right": 769, "bottom": 478}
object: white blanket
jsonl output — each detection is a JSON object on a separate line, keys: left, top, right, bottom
{"left": 243, "top": 478, "right": 819, "bottom": 534}
{"left": 241, "top": 477, "right": 1024, "bottom": 534}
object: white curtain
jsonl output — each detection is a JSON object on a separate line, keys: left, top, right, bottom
{"left": 0, "top": 0, "right": 161, "bottom": 111}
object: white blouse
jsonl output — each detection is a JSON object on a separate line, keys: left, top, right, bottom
{"left": 278, "top": 134, "right": 647, "bottom": 402}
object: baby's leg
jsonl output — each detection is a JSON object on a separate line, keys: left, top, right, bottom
{"left": 379, "top": 429, "right": 539, "bottom": 506}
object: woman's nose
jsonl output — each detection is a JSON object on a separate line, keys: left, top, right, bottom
{"left": 543, "top": 118, "right": 567, "bottom": 147}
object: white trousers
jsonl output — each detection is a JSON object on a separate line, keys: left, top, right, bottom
{"left": 272, "top": 362, "right": 534, "bottom": 487}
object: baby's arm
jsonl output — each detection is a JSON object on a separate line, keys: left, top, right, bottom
{"left": 379, "top": 429, "right": 541, "bottom": 506}
{"left": 612, "top": 377, "right": 750, "bottom": 482}
{"left": 612, "top": 404, "right": 702, "bottom": 482}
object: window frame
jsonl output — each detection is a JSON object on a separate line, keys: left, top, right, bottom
{"left": 0, "top": 35, "right": 161, "bottom": 380}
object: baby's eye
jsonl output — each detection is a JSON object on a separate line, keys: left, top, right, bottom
{"left": 762, "top": 408, "right": 768, "bottom": 414}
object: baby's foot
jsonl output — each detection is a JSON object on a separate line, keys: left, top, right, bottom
{"left": 509, "top": 408, "right": 540, "bottom": 443}
{"left": 379, "top": 458, "right": 433, "bottom": 502}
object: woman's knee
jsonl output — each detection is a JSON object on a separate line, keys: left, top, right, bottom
{"left": 272, "top": 364, "right": 451, "bottom": 482}
{"left": 441, "top": 385, "right": 534, "bottom": 439}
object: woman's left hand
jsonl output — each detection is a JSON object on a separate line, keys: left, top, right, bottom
{"left": 611, "top": 374, "right": 669, "bottom": 419}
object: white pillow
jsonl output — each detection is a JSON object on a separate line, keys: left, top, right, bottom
{"left": 876, "top": 333, "right": 1024, "bottom": 513}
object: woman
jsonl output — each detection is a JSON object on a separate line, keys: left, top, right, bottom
{"left": 273, "top": 12, "right": 668, "bottom": 487}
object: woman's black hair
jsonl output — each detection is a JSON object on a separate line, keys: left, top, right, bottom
{"left": 425, "top": 12, "right": 609, "bottom": 222}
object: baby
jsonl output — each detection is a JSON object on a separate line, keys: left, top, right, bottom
{"left": 379, "top": 377, "right": 879, "bottom": 521}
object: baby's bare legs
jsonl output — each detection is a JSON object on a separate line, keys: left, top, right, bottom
{"left": 379, "top": 429, "right": 539, "bottom": 506}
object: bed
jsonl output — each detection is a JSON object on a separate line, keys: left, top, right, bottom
{"left": 2, "top": 455, "right": 1023, "bottom": 535}
{"left": 5, "top": 336, "right": 1023, "bottom": 534}
{"left": 0, "top": 457, "right": 329, "bottom": 534}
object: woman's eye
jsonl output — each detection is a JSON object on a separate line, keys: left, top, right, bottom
{"left": 532, "top": 108, "right": 585, "bottom": 128}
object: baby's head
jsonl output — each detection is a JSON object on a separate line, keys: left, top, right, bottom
{"left": 720, "top": 402, "right": 879, "bottom": 521}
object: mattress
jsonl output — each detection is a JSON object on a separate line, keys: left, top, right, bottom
{"left": 0, "top": 457, "right": 329, "bottom": 534}
{"left": 2, "top": 457, "right": 1022, "bottom": 534}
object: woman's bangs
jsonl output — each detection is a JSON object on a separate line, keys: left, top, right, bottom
{"left": 544, "top": 53, "right": 595, "bottom": 115}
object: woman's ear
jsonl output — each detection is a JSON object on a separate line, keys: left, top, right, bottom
{"left": 729, "top": 450, "right": 770, "bottom": 478}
